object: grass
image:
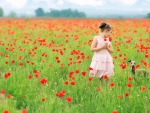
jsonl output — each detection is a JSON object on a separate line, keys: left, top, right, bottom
{"left": 0, "top": 18, "right": 150, "bottom": 113}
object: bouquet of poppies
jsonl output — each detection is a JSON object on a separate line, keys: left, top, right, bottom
{"left": 104, "top": 37, "right": 112, "bottom": 42}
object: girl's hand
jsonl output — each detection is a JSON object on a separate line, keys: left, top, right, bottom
{"left": 106, "top": 44, "right": 110, "bottom": 49}
{"left": 102, "top": 43, "right": 108, "bottom": 49}
{"left": 106, "top": 44, "right": 114, "bottom": 54}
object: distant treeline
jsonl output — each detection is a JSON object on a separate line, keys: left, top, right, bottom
{"left": 35, "top": 8, "right": 87, "bottom": 18}
{"left": 0, "top": 7, "right": 86, "bottom": 18}
{"left": 147, "top": 13, "right": 150, "bottom": 19}
{"left": 1, "top": 6, "right": 150, "bottom": 18}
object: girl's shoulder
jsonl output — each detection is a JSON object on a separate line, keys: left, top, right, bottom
{"left": 93, "top": 36, "right": 100, "bottom": 40}
{"left": 92, "top": 36, "right": 98, "bottom": 42}
{"left": 93, "top": 36, "right": 98, "bottom": 39}
{"left": 94, "top": 36, "right": 103, "bottom": 42}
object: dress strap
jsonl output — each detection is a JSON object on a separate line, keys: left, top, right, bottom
{"left": 95, "top": 36, "right": 101, "bottom": 43}
{"left": 94, "top": 36, "right": 98, "bottom": 41}
{"left": 94, "top": 36, "right": 97, "bottom": 40}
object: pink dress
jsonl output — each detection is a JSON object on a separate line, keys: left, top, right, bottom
{"left": 89, "top": 36, "right": 114, "bottom": 78}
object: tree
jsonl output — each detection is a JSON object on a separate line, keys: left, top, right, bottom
{"left": 8, "top": 11, "right": 17, "bottom": 17}
{"left": 44, "top": 8, "right": 87, "bottom": 18}
{"left": 48, "top": 9, "right": 61, "bottom": 17}
{"left": 146, "top": 13, "right": 150, "bottom": 18}
{"left": 35, "top": 8, "right": 44, "bottom": 17}
{"left": 0, "top": 7, "right": 4, "bottom": 17}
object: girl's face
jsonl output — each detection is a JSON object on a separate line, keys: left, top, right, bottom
{"left": 104, "top": 30, "right": 112, "bottom": 38}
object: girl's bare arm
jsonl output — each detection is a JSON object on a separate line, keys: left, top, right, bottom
{"left": 91, "top": 37, "right": 107, "bottom": 52}
{"left": 107, "top": 43, "right": 114, "bottom": 54}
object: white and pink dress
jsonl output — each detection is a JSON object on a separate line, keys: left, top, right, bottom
{"left": 89, "top": 36, "right": 114, "bottom": 78}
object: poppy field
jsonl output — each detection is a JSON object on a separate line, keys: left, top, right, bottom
{"left": 0, "top": 18, "right": 150, "bottom": 113}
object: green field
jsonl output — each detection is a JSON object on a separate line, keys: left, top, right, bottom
{"left": 0, "top": 18, "right": 150, "bottom": 113}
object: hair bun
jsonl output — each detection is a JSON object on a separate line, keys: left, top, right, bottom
{"left": 99, "top": 22, "right": 107, "bottom": 29}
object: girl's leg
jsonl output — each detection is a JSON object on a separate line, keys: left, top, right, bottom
{"left": 89, "top": 70, "right": 95, "bottom": 77}
{"left": 106, "top": 78, "right": 110, "bottom": 86}
{"left": 99, "top": 77, "right": 103, "bottom": 85}
{"left": 95, "top": 70, "right": 103, "bottom": 85}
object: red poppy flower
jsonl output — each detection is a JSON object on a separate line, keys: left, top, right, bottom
{"left": 31, "top": 62, "right": 34, "bottom": 65}
{"left": 125, "top": 92, "right": 129, "bottom": 97}
{"left": 59, "top": 90, "right": 64, "bottom": 95}
{"left": 55, "top": 92, "right": 59, "bottom": 97}
{"left": 113, "top": 56, "right": 117, "bottom": 60}
{"left": 57, "top": 60, "right": 60, "bottom": 63}
{"left": 12, "top": 60, "right": 15, "bottom": 64}
{"left": 5, "top": 55, "right": 9, "bottom": 58}
{"left": 110, "top": 82, "right": 115, "bottom": 87}
{"left": 141, "top": 86, "right": 146, "bottom": 91}
{"left": 40, "top": 78, "right": 48, "bottom": 85}
{"left": 28, "top": 75, "right": 32, "bottom": 79}
{"left": 77, "top": 60, "right": 81, "bottom": 64}
{"left": 70, "top": 81, "right": 76, "bottom": 86}
{"left": 128, "top": 77, "right": 132, "bottom": 81}
{"left": 3, "top": 110, "right": 9, "bottom": 113}
{"left": 88, "top": 67, "right": 93, "bottom": 70}
{"left": 124, "top": 58, "right": 127, "bottom": 61}
{"left": 97, "top": 87, "right": 101, "bottom": 91}
{"left": 145, "top": 54, "right": 149, "bottom": 58}
{"left": 26, "top": 60, "right": 30, "bottom": 63}
{"left": 75, "top": 70, "right": 79, "bottom": 74}
{"left": 109, "top": 37, "right": 112, "bottom": 42}
{"left": 7, "top": 94, "right": 11, "bottom": 98}
{"left": 4, "top": 74, "right": 9, "bottom": 79}
{"left": 19, "top": 62, "right": 23, "bottom": 66}
{"left": 135, "top": 64, "right": 140, "bottom": 69}
{"left": 88, "top": 77, "right": 92, "bottom": 81}
{"left": 103, "top": 75, "right": 108, "bottom": 79}
{"left": 22, "top": 109, "right": 27, "bottom": 113}
{"left": 42, "top": 97, "right": 46, "bottom": 102}
{"left": 64, "top": 81, "right": 69, "bottom": 85}
{"left": 35, "top": 73, "right": 39, "bottom": 78}
{"left": 56, "top": 57, "right": 59, "bottom": 59}
{"left": 4, "top": 73, "right": 11, "bottom": 79}
{"left": 112, "top": 110, "right": 118, "bottom": 113}
{"left": 127, "top": 83, "right": 132, "bottom": 88}
{"left": 104, "top": 38, "right": 107, "bottom": 41}
{"left": 72, "top": 76, "right": 75, "bottom": 80}
{"left": 119, "top": 54, "right": 122, "bottom": 57}
{"left": 1, "top": 89, "right": 5, "bottom": 94}
{"left": 82, "top": 71, "right": 86, "bottom": 76}
{"left": 87, "top": 56, "right": 90, "bottom": 59}
{"left": 66, "top": 97, "right": 72, "bottom": 103}
{"left": 5, "top": 61, "right": 8, "bottom": 64}
{"left": 69, "top": 71, "right": 74, "bottom": 77}
{"left": 59, "top": 92, "right": 65, "bottom": 97}
{"left": 121, "top": 64, "right": 126, "bottom": 69}
{"left": 141, "top": 60, "right": 147, "bottom": 67}
{"left": 117, "top": 48, "right": 120, "bottom": 52}
{"left": 118, "top": 95, "right": 122, "bottom": 99}
{"left": 22, "top": 95, "right": 26, "bottom": 98}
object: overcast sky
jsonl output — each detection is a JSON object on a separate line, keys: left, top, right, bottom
{"left": 1, "top": 0, "right": 150, "bottom": 16}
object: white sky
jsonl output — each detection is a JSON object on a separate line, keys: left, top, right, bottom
{"left": 0, "top": 0, "right": 150, "bottom": 16}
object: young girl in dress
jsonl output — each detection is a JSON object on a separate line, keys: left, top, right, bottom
{"left": 89, "top": 22, "right": 114, "bottom": 85}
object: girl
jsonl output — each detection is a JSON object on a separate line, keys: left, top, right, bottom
{"left": 89, "top": 22, "right": 114, "bottom": 85}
